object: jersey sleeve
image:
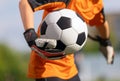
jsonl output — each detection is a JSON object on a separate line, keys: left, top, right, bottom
{"left": 71, "top": 0, "right": 103, "bottom": 20}
{"left": 28, "top": 0, "right": 70, "bottom": 12}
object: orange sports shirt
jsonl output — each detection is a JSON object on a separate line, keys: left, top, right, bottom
{"left": 27, "top": 0, "right": 104, "bottom": 79}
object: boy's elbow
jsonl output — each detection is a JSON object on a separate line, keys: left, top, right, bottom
{"left": 19, "top": 0, "right": 27, "bottom": 8}
{"left": 19, "top": 0, "right": 23, "bottom": 8}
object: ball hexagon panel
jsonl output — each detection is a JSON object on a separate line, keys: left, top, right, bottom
{"left": 45, "top": 23, "right": 62, "bottom": 40}
{"left": 61, "top": 28, "right": 78, "bottom": 45}
{"left": 59, "top": 9, "right": 78, "bottom": 19}
{"left": 72, "top": 18, "right": 87, "bottom": 34}
{"left": 44, "top": 11, "right": 61, "bottom": 24}
{"left": 57, "top": 17, "right": 72, "bottom": 30}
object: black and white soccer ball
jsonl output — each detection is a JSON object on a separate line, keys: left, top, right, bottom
{"left": 40, "top": 9, "right": 88, "bottom": 54}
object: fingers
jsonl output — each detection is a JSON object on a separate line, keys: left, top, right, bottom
{"left": 35, "top": 38, "right": 57, "bottom": 49}
{"left": 106, "top": 46, "right": 114, "bottom": 64}
{"left": 31, "top": 45, "right": 65, "bottom": 60}
{"left": 100, "top": 46, "right": 115, "bottom": 64}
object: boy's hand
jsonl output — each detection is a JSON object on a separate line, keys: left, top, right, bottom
{"left": 31, "top": 45, "right": 65, "bottom": 60}
{"left": 88, "top": 35, "right": 115, "bottom": 64}
{"left": 23, "top": 28, "right": 65, "bottom": 59}
{"left": 23, "top": 28, "right": 37, "bottom": 47}
{"left": 100, "top": 45, "right": 114, "bottom": 64}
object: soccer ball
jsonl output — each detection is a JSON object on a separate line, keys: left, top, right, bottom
{"left": 40, "top": 9, "right": 88, "bottom": 54}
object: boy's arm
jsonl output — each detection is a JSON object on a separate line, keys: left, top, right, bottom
{"left": 19, "top": 0, "right": 38, "bottom": 47}
{"left": 19, "top": 0, "right": 34, "bottom": 30}
{"left": 19, "top": 0, "right": 65, "bottom": 59}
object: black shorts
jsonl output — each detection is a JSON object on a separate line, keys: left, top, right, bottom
{"left": 35, "top": 74, "right": 80, "bottom": 81}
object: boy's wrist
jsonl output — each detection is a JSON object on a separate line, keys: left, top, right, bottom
{"left": 23, "top": 28, "right": 38, "bottom": 47}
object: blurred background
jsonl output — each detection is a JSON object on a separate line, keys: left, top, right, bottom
{"left": 0, "top": 0, "right": 120, "bottom": 81}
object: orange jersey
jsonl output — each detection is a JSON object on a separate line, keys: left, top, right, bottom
{"left": 67, "top": 0, "right": 104, "bottom": 26}
{"left": 28, "top": 0, "right": 104, "bottom": 25}
{"left": 27, "top": 0, "right": 104, "bottom": 79}
{"left": 68, "top": 0, "right": 103, "bottom": 20}
{"left": 28, "top": 51, "right": 78, "bottom": 79}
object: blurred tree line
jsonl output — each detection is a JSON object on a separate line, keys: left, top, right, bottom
{"left": 0, "top": 43, "right": 34, "bottom": 81}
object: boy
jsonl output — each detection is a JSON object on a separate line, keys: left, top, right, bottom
{"left": 19, "top": 0, "right": 114, "bottom": 81}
